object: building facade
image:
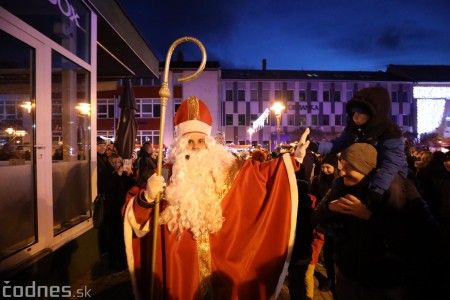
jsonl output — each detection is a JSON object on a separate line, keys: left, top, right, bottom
{"left": 221, "top": 68, "right": 416, "bottom": 149}
{"left": 96, "top": 63, "right": 450, "bottom": 152}
{"left": 1, "top": 0, "right": 159, "bottom": 278}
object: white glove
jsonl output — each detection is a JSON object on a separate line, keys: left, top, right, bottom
{"left": 144, "top": 174, "right": 166, "bottom": 202}
{"left": 294, "top": 128, "right": 310, "bottom": 164}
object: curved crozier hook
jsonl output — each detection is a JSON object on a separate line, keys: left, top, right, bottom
{"left": 162, "top": 36, "right": 207, "bottom": 85}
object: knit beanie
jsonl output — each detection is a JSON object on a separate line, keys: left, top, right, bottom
{"left": 97, "top": 137, "right": 106, "bottom": 145}
{"left": 321, "top": 153, "right": 338, "bottom": 169}
{"left": 340, "top": 143, "right": 377, "bottom": 175}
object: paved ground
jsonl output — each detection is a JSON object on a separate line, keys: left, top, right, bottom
{"left": 70, "top": 258, "right": 334, "bottom": 300}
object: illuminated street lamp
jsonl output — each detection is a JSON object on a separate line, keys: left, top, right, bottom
{"left": 270, "top": 101, "right": 285, "bottom": 146}
{"left": 247, "top": 127, "right": 255, "bottom": 145}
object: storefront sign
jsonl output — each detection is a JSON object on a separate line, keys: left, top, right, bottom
{"left": 48, "top": 0, "right": 80, "bottom": 28}
{"left": 299, "top": 105, "right": 319, "bottom": 111}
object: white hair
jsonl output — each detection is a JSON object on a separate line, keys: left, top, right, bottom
{"left": 160, "top": 134, "right": 236, "bottom": 239}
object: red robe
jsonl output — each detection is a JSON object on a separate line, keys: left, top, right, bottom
{"left": 124, "top": 154, "right": 299, "bottom": 300}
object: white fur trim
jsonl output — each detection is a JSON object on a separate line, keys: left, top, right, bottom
{"left": 271, "top": 154, "right": 299, "bottom": 300}
{"left": 124, "top": 197, "right": 151, "bottom": 300}
{"left": 175, "top": 120, "right": 212, "bottom": 137}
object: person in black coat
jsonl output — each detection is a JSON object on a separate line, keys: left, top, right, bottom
{"left": 415, "top": 151, "right": 450, "bottom": 298}
{"left": 312, "top": 143, "right": 440, "bottom": 300}
{"left": 136, "top": 141, "right": 157, "bottom": 180}
{"left": 104, "top": 153, "right": 135, "bottom": 270}
{"left": 310, "top": 153, "right": 340, "bottom": 294}
{"left": 96, "top": 137, "right": 113, "bottom": 255}
{"left": 288, "top": 175, "right": 314, "bottom": 300}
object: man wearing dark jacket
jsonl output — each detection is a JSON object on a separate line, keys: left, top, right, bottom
{"left": 312, "top": 143, "right": 440, "bottom": 300}
{"left": 136, "top": 141, "right": 157, "bottom": 179}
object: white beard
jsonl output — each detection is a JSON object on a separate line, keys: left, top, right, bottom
{"left": 159, "top": 135, "right": 236, "bottom": 239}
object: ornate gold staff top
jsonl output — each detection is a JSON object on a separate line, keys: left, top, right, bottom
{"left": 151, "top": 36, "right": 207, "bottom": 299}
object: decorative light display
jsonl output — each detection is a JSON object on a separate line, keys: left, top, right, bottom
{"left": 416, "top": 98, "right": 446, "bottom": 135}
{"left": 413, "top": 86, "right": 450, "bottom": 99}
{"left": 252, "top": 108, "right": 270, "bottom": 132}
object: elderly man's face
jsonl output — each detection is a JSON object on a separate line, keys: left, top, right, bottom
{"left": 186, "top": 134, "right": 207, "bottom": 151}
{"left": 340, "top": 159, "right": 365, "bottom": 186}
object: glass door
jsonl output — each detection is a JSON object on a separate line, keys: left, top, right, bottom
{"left": 1, "top": 4, "right": 95, "bottom": 271}
{"left": 0, "top": 30, "right": 37, "bottom": 260}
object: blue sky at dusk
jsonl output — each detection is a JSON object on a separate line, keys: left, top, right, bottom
{"left": 118, "top": 0, "right": 450, "bottom": 71}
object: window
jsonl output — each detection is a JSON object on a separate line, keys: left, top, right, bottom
{"left": 262, "top": 90, "right": 270, "bottom": 101}
{"left": 250, "top": 114, "right": 258, "bottom": 123}
{"left": 335, "top": 115, "right": 342, "bottom": 126}
{"left": 237, "top": 89, "right": 245, "bottom": 101}
{"left": 298, "top": 115, "right": 307, "bottom": 126}
{"left": 310, "top": 90, "right": 318, "bottom": 101}
{"left": 225, "top": 114, "right": 233, "bottom": 125}
{"left": 288, "top": 114, "right": 295, "bottom": 126}
{"left": 2, "top": 0, "right": 91, "bottom": 62}
{"left": 391, "top": 91, "right": 398, "bottom": 103}
{"left": 286, "top": 90, "right": 294, "bottom": 102}
{"left": 402, "top": 115, "right": 410, "bottom": 126}
{"left": 136, "top": 98, "right": 160, "bottom": 118}
{"left": 275, "top": 90, "right": 282, "bottom": 101}
{"left": 323, "top": 115, "right": 330, "bottom": 125}
{"left": 174, "top": 98, "right": 182, "bottom": 115}
{"left": 323, "top": 91, "right": 330, "bottom": 102}
{"left": 399, "top": 91, "right": 408, "bottom": 103}
{"left": 137, "top": 130, "right": 160, "bottom": 145}
{"left": 391, "top": 115, "right": 398, "bottom": 123}
{"left": 334, "top": 91, "right": 341, "bottom": 102}
{"left": 226, "top": 90, "right": 233, "bottom": 101}
{"left": 0, "top": 99, "right": 19, "bottom": 119}
{"left": 250, "top": 89, "right": 258, "bottom": 101}
{"left": 51, "top": 51, "right": 91, "bottom": 235}
{"left": 311, "top": 115, "right": 318, "bottom": 125}
{"left": 97, "top": 98, "right": 116, "bottom": 119}
{"left": 0, "top": 34, "right": 36, "bottom": 259}
{"left": 238, "top": 114, "right": 246, "bottom": 125}
{"left": 299, "top": 90, "right": 306, "bottom": 102}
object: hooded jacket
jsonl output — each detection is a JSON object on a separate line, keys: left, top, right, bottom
{"left": 317, "top": 87, "right": 408, "bottom": 194}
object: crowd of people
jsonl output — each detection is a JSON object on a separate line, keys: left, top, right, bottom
{"left": 0, "top": 143, "right": 31, "bottom": 161}
{"left": 94, "top": 87, "right": 449, "bottom": 300}
{"left": 96, "top": 137, "right": 158, "bottom": 271}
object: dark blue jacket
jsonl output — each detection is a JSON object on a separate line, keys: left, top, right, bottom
{"left": 317, "top": 87, "right": 408, "bottom": 194}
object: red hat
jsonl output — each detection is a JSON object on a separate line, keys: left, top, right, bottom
{"left": 174, "top": 96, "right": 212, "bottom": 137}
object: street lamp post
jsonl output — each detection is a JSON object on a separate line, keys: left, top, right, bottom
{"left": 270, "top": 101, "right": 285, "bottom": 147}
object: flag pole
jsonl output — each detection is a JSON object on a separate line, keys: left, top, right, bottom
{"left": 150, "top": 36, "right": 207, "bottom": 299}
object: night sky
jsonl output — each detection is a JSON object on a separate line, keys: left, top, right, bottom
{"left": 118, "top": 0, "right": 450, "bottom": 71}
